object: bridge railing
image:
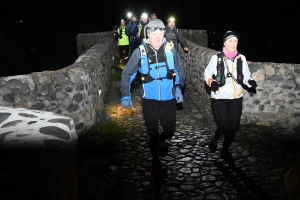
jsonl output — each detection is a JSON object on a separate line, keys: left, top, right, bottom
{"left": 0, "top": 31, "right": 117, "bottom": 134}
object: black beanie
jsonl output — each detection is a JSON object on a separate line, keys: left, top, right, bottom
{"left": 223, "top": 31, "right": 238, "bottom": 45}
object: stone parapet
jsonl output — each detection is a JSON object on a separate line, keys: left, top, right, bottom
{"left": 0, "top": 31, "right": 117, "bottom": 133}
{"left": 76, "top": 31, "right": 117, "bottom": 57}
{"left": 179, "top": 40, "right": 300, "bottom": 127}
{"left": 180, "top": 29, "right": 208, "bottom": 47}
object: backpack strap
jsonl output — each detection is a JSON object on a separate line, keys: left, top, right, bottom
{"left": 212, "top": 52, "right": 226, "bottom": 86}
{"left": 216, "top": 52, "right": 224, "bottom": 74}
{"left": 235, "top": 53, "right": 243, "bottom": 84}
{"left": 223, "top": 52, "right": 244, "bottom": 85}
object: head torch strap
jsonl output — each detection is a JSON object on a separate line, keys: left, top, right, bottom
{"left": 147, "top": 27, "right": 166, "bottom": 32}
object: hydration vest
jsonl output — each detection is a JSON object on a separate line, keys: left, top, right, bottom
{"left": 139, "top": 42, "right": 176, "bottom": 83}
{"left": 213, "top": 52, "right": 244, "bottom": 87}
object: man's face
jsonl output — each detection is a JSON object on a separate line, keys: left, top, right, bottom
{"left": 151, "top": 14, "right": 157, "bottom": 19}
{"left": 168, "top": 21, "right": 175, "bottom": 29}
{"left": 121, "top": 21, "right": 125, "bottom": 26}
{"left": 148, "top": 31, "right": 165, "bottom": 49}
{"left": 132, "top": 17, "right": 137, "bottom": 22}
{"left": 142, "top": 17, "right": 148, "bottom": 23}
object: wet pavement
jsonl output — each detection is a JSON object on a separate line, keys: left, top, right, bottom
{"left": 78, "top": 81, "right": 300, "bottom": 200}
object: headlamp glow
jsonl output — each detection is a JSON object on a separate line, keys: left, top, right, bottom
{"left": 168, "top": 17, "right": 175, "bottom": 22}
{"left": 141, "top": 13, "right": 148, "bottom": 19}
{"left": 127, "top": 12, "right": 132, "bottom": 19}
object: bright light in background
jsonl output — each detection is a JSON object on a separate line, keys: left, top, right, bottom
{"left": 127, "top": 12, "right": 132, "bottom": 19}
{"left": 141, "top": 13, "right": 148, "bottom": 19}
{"left": 167, "top": 17, "right": 175, "bottom": 22}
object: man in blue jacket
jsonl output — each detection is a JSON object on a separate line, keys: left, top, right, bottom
{"left": 126, "top": 14, "right": 139, "bottom": 54}
{"left": 120, "top": 19, "right": 185, "bottom": 176}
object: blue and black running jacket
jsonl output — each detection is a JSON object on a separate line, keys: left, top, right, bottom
{"left": 121, "top": 39, "right": 185, "bottom": 101}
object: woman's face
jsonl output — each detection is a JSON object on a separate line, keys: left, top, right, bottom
{"left": 224, "top": 37, "right": 238, "bottom": 53}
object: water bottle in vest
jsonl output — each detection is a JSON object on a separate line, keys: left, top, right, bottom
{"left": 216, "top": 57, "right": 225, "bottom": 85}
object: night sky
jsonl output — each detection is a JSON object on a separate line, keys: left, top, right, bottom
{"left": 1, "top": 0, "right": 300, "bottom": 77}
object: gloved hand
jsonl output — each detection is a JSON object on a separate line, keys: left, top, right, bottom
{"left": 175, "top": 87, "right": 183, "bottom": 103}
{"left": 248, "top": 80, "right": 257, "bottom": 88}
{"left": 211, "top": 81, "right": 219, "bottom": 92}
{"left": 119, "top": 35, "right": 123, "bottom": 39}
{"left": 121, "top": 96, "right": 133, "bottom": 108}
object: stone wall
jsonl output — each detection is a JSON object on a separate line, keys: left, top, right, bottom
{"left": 181, "top": 29, "right": 208, "bottom": 47}
{"left": 0, "top": 29, "right": 299, "bottom": 128}
{"left": 179, "top": 41, "right": 300, "bottom": 127}
{"left": 0, "top": 31, "right": 117, "bottom": 133}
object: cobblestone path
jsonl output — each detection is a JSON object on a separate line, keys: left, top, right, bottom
{"left": 78, "top": 81, "right": 300, "bottom": 200}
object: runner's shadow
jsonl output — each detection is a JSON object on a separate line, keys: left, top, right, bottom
{"left": 214, "top": 160, "right": 271, "bottom": 200}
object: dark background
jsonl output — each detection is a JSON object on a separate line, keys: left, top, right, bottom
{"left": 1, "top": 0, "right": 300, "bottom": 77}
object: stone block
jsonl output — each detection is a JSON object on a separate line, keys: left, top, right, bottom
{"left": 292, "top": 100, "right": 300, "bottom": 109}
{"left": 264, "top": 65, "right": 276, "bottom": 75}
{"left": 36, "top": 73, "right": 52, "bottom": 85}
{"left": 252, "top": 69, "right": 265, "bottom": 82}
{"left": 261, "top": 112, "right": 275, "bottom": 120}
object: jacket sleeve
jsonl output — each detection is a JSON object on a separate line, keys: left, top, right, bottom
{"left": 241, "top": 55, "right": 252, "bottom": 85}
{"left": 172, "top": 47, "right": 185, "bottom": 88}
{"left": 177, "top": 30, "right": 188, "bottom": 48}
{"left": 126, "top": 24, "right": 131, "bottom": 35}
{"left": 132, "top": 25, "right": 138, "bottom": 37}
{"left": 120, "top": 48, "right": 141, "bottom": 98}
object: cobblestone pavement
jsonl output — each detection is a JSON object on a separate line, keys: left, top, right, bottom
{"left": 78, "top": 81, "right": 300, "bottom": 200}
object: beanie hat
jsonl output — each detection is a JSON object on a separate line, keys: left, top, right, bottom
{"left": 146, "top": 19, "right": 166, "bottom": 36}
{"left": 223, "top": 31, "right": 238, "bottom": 44}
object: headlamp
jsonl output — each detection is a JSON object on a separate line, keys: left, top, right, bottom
{"left": 127, "top": 12, "right": 132, "bottom": 19}
{"left": 167, "top": 17, "right": 175, "bottom": 22}
{"left": 147, "top": 27, "right": 166, "bottom": 32}
{"left": 141, "top": 13, "right": 148, "bottom": 19}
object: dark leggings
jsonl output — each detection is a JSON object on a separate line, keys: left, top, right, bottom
{"left": 142, "top": 98, "right": 176, "bottom": 159}
{"left": 130, "top": 42, "right": 139, "bottom": 55}
{"left": 212, "top": 97, "right": 243, "bottom": 150}
{"left": 118, "top": 45, "right": 129, "bottom": 58}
